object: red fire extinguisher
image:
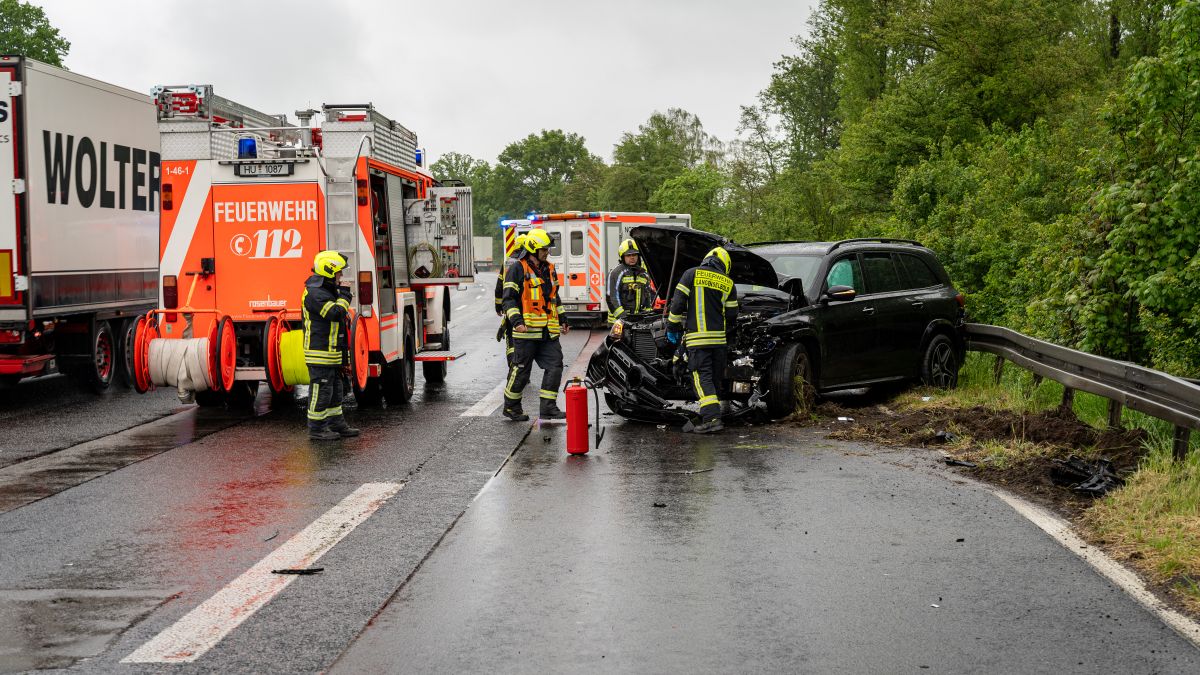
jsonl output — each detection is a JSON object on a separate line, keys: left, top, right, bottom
{"left": 565, "top": 377, "right": 589, "bottom": 455}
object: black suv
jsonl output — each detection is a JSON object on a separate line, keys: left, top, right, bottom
{"left": 587, "top": 225, "right": 966, "bottom": 424}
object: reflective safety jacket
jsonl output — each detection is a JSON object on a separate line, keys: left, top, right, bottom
{"left": 666, "top": 259, "right": 739, "bottom": 347}
{"left": 606, "top": 262, "right": 655, "bottom": 323}
{"left": 302, "top": 274, "right": 352, "bottom": 366}
{"left": 494, "top": 252, "right": 521, "bottom": 316}
{"left": 501, "top": 253, "right": 565, "bottom": 340}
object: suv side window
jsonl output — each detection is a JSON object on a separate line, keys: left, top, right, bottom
{"left": 898, "top": 253, "right": 940, "bottom": 289}
{"left": 825, "top": 256, "right": 864, "bottom": 293}
{"left": 862, "top": 252, "right": 903, "bottom": 294}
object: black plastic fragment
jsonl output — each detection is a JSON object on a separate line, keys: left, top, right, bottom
{"left": 1050, "top": 455, "right": 1124, "bottom": 497}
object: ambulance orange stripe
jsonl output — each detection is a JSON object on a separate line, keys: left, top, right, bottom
{"left": 587, "top": 223, "right": 601, "bottom": 302}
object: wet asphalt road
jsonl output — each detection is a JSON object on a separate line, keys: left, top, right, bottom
{"left": 1, "top": 272, "right": 1198, "bottom": 673}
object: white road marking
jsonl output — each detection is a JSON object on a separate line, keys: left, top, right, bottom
{"left": 457, "top": 305, "right": 468, "bottom": 311}
{"left": 993, "top": 490, "right": 1200, "bottom": 649}
{"left": 461, "top": 382, "right": 507, "bottom": 417}
{"left": 122, "top": 482, "right": 404, "bottom": 663}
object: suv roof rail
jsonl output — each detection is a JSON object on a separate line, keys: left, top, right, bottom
{"left": 827, "top": 237, "right": 923, "bottom": 251}
{"left": 745, "top": 240, "right": 814, "bottom": 247}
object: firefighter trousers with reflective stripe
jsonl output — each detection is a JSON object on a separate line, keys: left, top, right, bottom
{"left": 503, "top": 337, "right": 563, "bottom": 411}
{"left": 687, "top": 346, "right": 726, "bottom": 422}
{"left": 307, "top": 365, "right": 346, "bottom": 429}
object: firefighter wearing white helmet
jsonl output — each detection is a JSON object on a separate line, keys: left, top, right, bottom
{"left": 606, "top": 238, "right": 656, "bottom": 324}
{"left": 494, "top": 233, "right": 527, "bottom": 365}
{"left": 499, "top": 228, "right": 570, "bottom": 421}
{"left": 665, "top": 246, "right": 738, "bottom": 434}
{"left": 302, "top": 250, "right": 360, "bottom": 441}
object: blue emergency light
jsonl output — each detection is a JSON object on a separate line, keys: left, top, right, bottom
{"left": 238, "top": 137, "right": 258, "bottom": 159}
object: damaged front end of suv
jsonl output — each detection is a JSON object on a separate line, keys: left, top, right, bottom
{"left": 586, "top": 225, "right": 816, "bottom": 425}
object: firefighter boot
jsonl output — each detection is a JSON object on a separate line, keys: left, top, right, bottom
{"left": 503, "top": 404, "right": 529, "bottom": 422}
{"left": 690, "top": 418, "right": 725, "bottom": 434}
{"left": 539, "top": 401, "right": 566, "bottom": 420}
{"left": 308, "top": 422, "right": 341, "bottom": 441}
{"left": 328, "top": 417, "right": 361, "bottom": 438}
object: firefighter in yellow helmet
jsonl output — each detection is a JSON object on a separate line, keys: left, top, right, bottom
{"left": 606, "top": 238, "right": 656, "bottom": 324}
{"left": 500, "top": 228, "right": 570, "bottom": 421}
{"left": 495, "top": 233, "right": 527, "bottom": 365}
{"left": 302, "top": 250, "right": 360, "bottom": 440}
{"left": 665, "top": 246, "right": 737, "bottom": 433}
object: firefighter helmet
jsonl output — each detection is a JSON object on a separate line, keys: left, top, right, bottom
{"left": 313, "top": 250, "right": 348, "bottom": 278}
{"left": 617, "top": 238, "right": 640, "bottom": 258}
{"left": 704, "top": 247, "right": 731, "bottom": 275}
{"left": 524, "top": 229, "right": 552, "bottom": 254}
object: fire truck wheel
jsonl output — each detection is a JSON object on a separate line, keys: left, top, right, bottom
{"left": 88, "top": 320, "right": 116, "bottom": 393}
{"left": 383, "top": 324, "right": 415, "bottom": 404}
{"left": 194, "top": 390, "right": 224, "bottom": 408}
{"left": 354, "top": 363, "right": 383, "bottom": 407}
{"left": 422, "top": 360, "right": 447, "bottom": 383}
{"left": 116, "top": 318, "right": 137, "bottom": 388}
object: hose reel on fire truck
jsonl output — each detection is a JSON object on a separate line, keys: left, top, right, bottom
{"left": 132, "top": 312, "right": 238, "bottom": 401}
{"left": 273, "top": 313, "right": 369, "bottom": 391}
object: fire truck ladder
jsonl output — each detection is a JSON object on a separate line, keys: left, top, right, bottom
{"left": 155, "top": 84, "right": 289, "bottom": 129}
{"left": 325, "top": 176, "right": 359, "bottom": 275}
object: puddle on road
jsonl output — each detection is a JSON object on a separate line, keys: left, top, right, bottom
{"left": 0, "top": 588, "right": 169, "bottom": 672}
{"left": 0, "top": 407, "right": 248, "bottom": 514}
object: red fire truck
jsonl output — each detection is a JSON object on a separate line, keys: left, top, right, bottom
{"left": 132, "top": 86, "right": 471, "bottom": 406}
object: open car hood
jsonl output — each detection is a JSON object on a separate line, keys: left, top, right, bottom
{"left": 630, "top": 224, "right": 779, "bottom": 295}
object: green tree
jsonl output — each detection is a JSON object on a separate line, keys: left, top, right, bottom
{"left": 0, "top": 0, "right": 69, "bottom": 67}
{"left": 649, "top": 164, "right": 725, "bottom": 232}
{"left": 490, "top": 130, "right": 598, "bottom": 216}
{"left": 608, "top": 109, "right": 722, "bottom": 211}
{"left": 1083, "top": 0, "right": 1200, "bottom": 373}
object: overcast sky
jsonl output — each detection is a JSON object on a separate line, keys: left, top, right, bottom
{"left": 39, "top": 0, "right": 816, "bottom": 165}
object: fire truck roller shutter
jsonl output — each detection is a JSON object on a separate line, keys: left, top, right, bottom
{"left": 385, "top": 173, "right": 410, "bottom": 281}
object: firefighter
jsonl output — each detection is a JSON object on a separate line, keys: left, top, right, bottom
{"left": 606, "top": 238, "right": 656, "bottom": 324}
{"left": 302, "top": 250, "right": 361, "bottom": 440}
{"left": 666, "top": 246, "right": 738, "bottom": 434}
{"left": 495, "top": 233, "right": 527, "bottom": 365}
{"left": 500, "top": 229, "right": 570, "bottom": 421}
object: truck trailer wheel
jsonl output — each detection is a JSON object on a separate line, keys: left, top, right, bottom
{"left": 116, "top": 318, "right": 137, "bottom": 388}
{"left": 88, "top": 321, "right": 117, "bottom": 393}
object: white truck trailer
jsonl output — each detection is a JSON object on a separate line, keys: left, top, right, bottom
{"left": 473, "top": 236, "right": 494, "bottom": 271}
{"left": 0, "top": 56, "right": 159, "bottom": 391}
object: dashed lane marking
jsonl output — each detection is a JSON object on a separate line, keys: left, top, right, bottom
{"left": 994, "top": 489, "right": 1200, "bottom": 649}
{"left": 457, "top": 305, "right": 468, "bottom": 311}
{"left": 122, "top": 482, "right": 404, "bottom": 664}
{"left": 460, "top": 382, "right": 507, "bottom": 417}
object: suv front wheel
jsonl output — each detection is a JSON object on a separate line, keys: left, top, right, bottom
{"left": 920, "top": 334, "right": 959, "bottom": 389}
{"left": 765, "top": 342, "right": 816, "bottom": 419}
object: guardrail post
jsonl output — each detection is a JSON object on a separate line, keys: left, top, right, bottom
{"left": 1107, "top": 399, "right": 1123, "bottom": 429}
{"left": 1174, "top": 427, "right": 1192, "bottom": 461}
{"left": 993, "top": 355, "right": 1005, "bottom": 385}
{"left": 1060, "top": 387, "right": 1075, "bottom": 413}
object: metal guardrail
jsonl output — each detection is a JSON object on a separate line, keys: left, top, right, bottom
{"left": 965, "top": 323, "right": 1200, "bottom": 459}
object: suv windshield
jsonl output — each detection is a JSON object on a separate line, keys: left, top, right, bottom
{"left": 756, "top": 253, "right": 823, "bottom": 293}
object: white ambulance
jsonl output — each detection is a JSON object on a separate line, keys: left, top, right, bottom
{"left": 504, "top": 212, "right": 691, "bottom": 324}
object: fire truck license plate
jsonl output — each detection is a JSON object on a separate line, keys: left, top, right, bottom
{"left": 235, "top": 162, "right": 294, "bottom": 177}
